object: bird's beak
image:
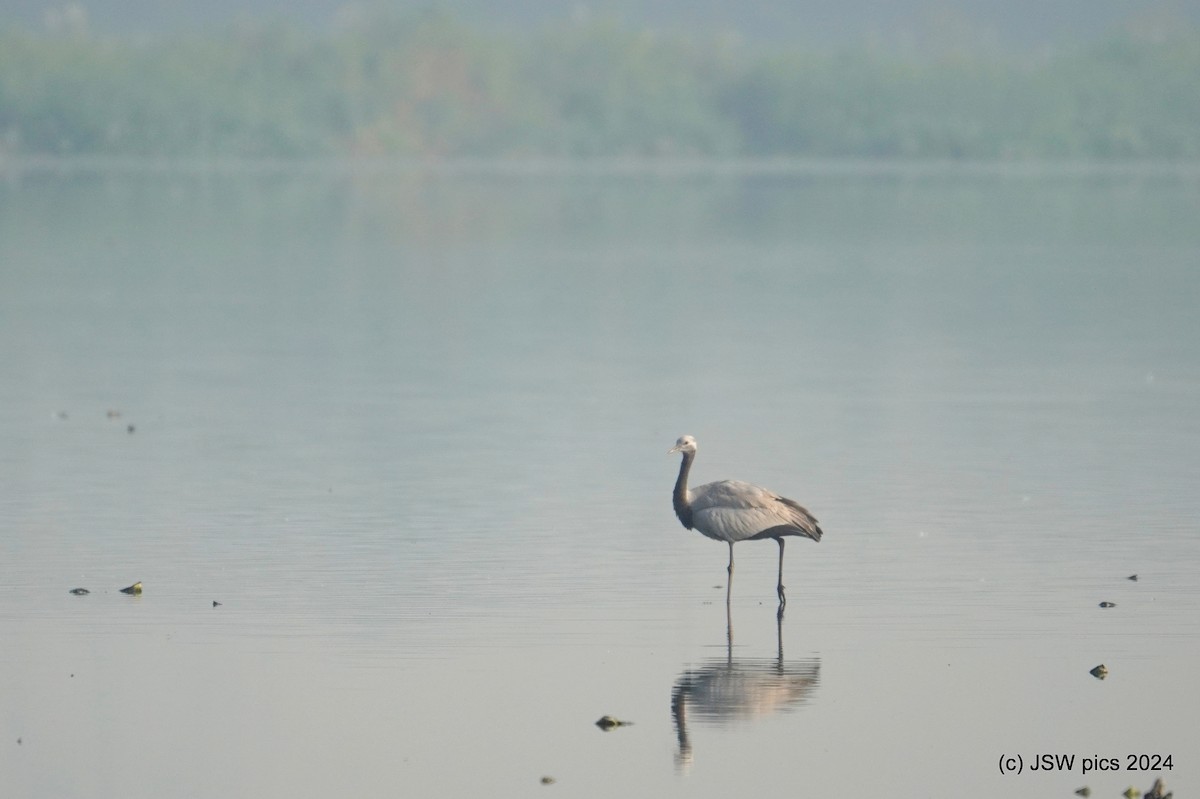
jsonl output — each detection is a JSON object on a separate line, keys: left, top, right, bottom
{"left": 667, "top": 444, "right": 682, "bottom": 454}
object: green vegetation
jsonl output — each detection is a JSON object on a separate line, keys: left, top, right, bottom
{"left": 2, "top": 11, "right": 1198, "bottom": 160}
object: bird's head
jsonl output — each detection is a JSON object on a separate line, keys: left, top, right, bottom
{"left": 668, "top": 435, "right": 698, "bottom": 455}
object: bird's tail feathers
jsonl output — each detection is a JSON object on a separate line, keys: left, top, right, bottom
{"left": 775, "top": 496, "right": 823, "bottom": 542}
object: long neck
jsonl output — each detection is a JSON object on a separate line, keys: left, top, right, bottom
{"left": 673, "top": 450, "right": 695, "bottom": 529}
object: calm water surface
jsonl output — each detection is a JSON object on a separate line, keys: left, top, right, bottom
{"left": 2, "top": 165, "right": 1198, "bottom": 797}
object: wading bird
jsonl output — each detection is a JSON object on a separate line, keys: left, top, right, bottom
{"left": 669, "top": 435, "right": 822, "bottom": 610}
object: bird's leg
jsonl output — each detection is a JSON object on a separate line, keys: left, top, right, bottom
{"left": 776, "top": 537, "right": 787, "bottom": 610}
{"left": 726, "top": 541, "right": 735, "bottom": 613}
{"left": 725, "top": 592, "right": 734, "bottom": 654}
{"left": 775, "top": 607, "right": 784, "bottom": 663}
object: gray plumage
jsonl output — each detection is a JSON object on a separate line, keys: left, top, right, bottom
{"left": 669, "top": 435, "right": 822, "bottom": 608}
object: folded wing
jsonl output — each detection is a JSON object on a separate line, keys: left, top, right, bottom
{"left": 690, "top": 480, "right": 823, "bottom": 543}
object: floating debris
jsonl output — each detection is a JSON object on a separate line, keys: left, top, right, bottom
{"left": 595, "top": 715, "right": 632, "bottom": 731}
{"left": 212, "top": 600, "right": 222, "bottom": 607}
{"left": 1075, "top": 788, "right": 1090, "bottom": 797}
{"left": 1144, "top": 777, "right": 1171, "bottom": 799}
{"left": 1127, "top": 574, "right": 1138, "bottom": 581}
{"left": 540, "top": 776, "right": 556, "bottom": 785}
{"left": 1089, "top": 664, "right": 1108, "bottom": 680}
{"left": 119, "top": 581, "right": 143, "bottom": 595}
{"left": 1099, "top": 601, "right": 1116, "bottom": 608}
{"left": 68, "top": 588, "right": 90, "bottom": 596}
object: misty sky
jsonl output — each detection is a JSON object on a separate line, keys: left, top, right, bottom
{"left": 5, "top": 0, "right": 1198, "bottom": 46}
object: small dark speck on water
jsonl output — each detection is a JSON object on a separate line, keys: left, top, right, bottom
{"left": 213, "top": 600, "right": 222, "bottom": 607}
{"left": 595, "top": 716, "right": 631, "bottom": 731}
{"left": 16, "top": 737, "right": 21, "bottom": 745}
{"left": 69, "top": 588, "right": 90, "bottom": 595}
{"left": 1099, "top": 601, "right": 1116, "bottom": 608}
{"left": 1089, "top": 664, "right": 1109, "bottom": 679}
{"left": 55, "top": 411, "right": 68, "bottom": 420}
{"left": 1128, "top": 574, "right": 1138, "bottom": 581}
{"left": 1076, "top": 787, "right": 1091, "bottom": 797}
{"left": 540, "top": 776, "right": 556, "bottom": 785}
{"left": 106, "top": 409, "right": 121, "bottom": 419}
{"left": 127, "top": 424, "right": 135, "bottom": 434}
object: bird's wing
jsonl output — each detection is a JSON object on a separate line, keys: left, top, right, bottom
{"left": 689, "top": 480, "right": 771, "bottom": 510}
{"left": 691, "top": 480, "right": 823, "bottom": 542}
{"left": 770, "top": 496, "right": 823, "bottom": 541}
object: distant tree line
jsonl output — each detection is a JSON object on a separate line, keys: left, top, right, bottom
{"left": 1, "top": 11, "right": 1198, "bottom": 160}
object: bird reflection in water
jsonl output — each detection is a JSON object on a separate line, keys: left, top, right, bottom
{"left": 671, "top": 601, "right": 820, "bottom": 770}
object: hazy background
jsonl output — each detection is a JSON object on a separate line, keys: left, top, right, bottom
{"left": 5, "top": 0, "right": 1200, "bottom": 44}
{"left": 2, "top": 0, "right": 1199, "bottom": 161}
{"left": 3, "top": 3, "right": 1199, "bottom": 798}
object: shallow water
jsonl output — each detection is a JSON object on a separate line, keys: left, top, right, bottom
{"left": 2, "top": 165, "right": 1198, "bottom": 797}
